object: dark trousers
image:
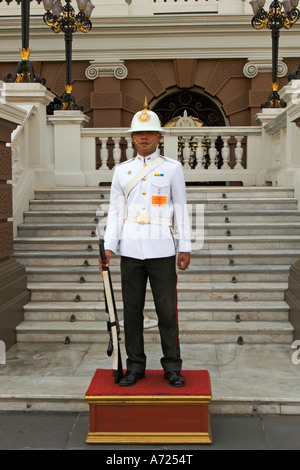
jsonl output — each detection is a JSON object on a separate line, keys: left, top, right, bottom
{"left": 120, "top": 255, "right": 182, "bottom": 373}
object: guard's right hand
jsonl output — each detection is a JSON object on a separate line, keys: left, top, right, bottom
{"left": 99, "top": 249, "right": 113, "bottom": 276}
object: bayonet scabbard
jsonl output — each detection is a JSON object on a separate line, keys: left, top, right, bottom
{"left": 99, "top": 238, "right": 123, "bottom": 383}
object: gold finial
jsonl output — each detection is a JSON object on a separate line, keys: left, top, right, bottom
{"left": 20, "top": 48, "right": 31, "bottom": 60}
{"left": 138, "top": 96, "right": 151, "bottom": 122}
{"left": 272, "top": 82, "right": 279, "bottom": 92}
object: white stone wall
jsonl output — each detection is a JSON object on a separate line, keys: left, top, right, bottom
{"left": 0, "top": 0, "right": 249, "bottom": 18}
{"left": 0, "top": 0, "right": 299, "bottom": 67}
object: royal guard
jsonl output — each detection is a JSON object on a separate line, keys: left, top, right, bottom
{"left": 100, "top": 98, "right": 191, "bottom": 387}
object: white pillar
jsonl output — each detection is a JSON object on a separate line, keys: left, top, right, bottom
{"left": 1, "top": 83, "right": 55, "bottom": 186}
{"left": 48, "top": 110, "right": 90, "bottom": 187}
{"left": 255, "top": 108, "right": 284, "bottom": 185}
{"left": 163, "top": 134, "right": 178, "bottom": 160}
{"left": 277, "top": 80, "right": 300, "bottom": 204}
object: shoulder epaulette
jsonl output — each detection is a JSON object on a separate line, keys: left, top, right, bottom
{"left": 163, "top": 156, "right": 180, "bottom": 165}
{"left": 117, "top": 158, "right": 135, "bottom": 166}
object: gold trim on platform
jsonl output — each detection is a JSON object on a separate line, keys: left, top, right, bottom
{"left": 86, "top": 429, "right": 212, "bottom": 445}
{"left": 85, "top": 394, "right": 212, "bottom": 406}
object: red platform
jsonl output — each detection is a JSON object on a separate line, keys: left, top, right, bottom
{"left": 85, "top": 369, "right": 212, "bottom": 444}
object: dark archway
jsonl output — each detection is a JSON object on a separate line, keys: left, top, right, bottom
{"left": 151, "top": 89, "right": 226, "bottom": 127}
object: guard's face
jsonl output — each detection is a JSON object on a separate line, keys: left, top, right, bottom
{"left": 132, "top": 131, "right": 162, "bottom": 157}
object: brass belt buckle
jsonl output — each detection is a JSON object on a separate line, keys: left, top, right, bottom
{"left": 137, "top": 214, "right": 148, "bottom": 224}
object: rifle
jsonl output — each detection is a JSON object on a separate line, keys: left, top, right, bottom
{"left": 98, "top": 237, "right": 123, "bottom": 383}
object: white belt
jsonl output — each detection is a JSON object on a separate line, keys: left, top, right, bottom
{"left": 127, "top": 213, "right": 172, "bottom": 227}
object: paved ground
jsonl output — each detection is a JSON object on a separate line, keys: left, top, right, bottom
{"left": 1, "top": 341, "right": 300, "bottom": 454}
{"left": 0, "top": 411, "right": 300, "bottom": 451}
{"left": 1, "top": 341, "right": 300, "bottom": 415}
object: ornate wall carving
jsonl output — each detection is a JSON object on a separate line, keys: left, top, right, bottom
{"left": 91, "top": 92, "right": 122, "bottom": 109}
{"left": 223, "top": 91, "right": 249, "bottom": 117}
{"left": 249, "top": 90, "right": 271, "bottom": 108}
{"left": 126, "top": 60, "right": 165, "bottom": 97}
{"left": 1, "top": 56, "right": 290, "bottom": 128}
{"left": 205, "top": 59, "right": 246, "bottom": 97}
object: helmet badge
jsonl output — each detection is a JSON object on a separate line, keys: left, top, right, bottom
{"left": 137, "top": 97, "right": 151, "bottom": 123}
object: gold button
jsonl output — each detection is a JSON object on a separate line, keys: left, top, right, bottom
{"left": 143, "top": 163, "right": 147, "bottom": 167}
{"left": 142, "top": 177, "right": 146, "bottom": 181}
{"left": 142, "top": 206, "right": 146, "bottom": 210}
{"left": 142, "top": 191, "right": 146, "bottom": 195}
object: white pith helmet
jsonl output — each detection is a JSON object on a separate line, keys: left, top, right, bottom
{"left": 126, "top": 97, "right": 165, "bottom": 134}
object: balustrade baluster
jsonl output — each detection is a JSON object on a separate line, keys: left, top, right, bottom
{"left": 208, "top": 137, "right": 217, "bottom": 169}
{"left": 221, "top": 136, "right": 230, "bottom": 169}
{"left": 234, "top": 136, "right": 244, "bottom": 170}
{"left": 182, "top": 137, "right": 190, "bottom": 166}
{"left": 125, "top": 137, "right": 134, "bottom": 161}
{"left": 112, "top": 137, "right": 121, "bottom": 166}
{"left": 80, "top": 125, "right": 260, "bottom": 185}
{"left": 195, "top": 137, "right": 204, "bottom": 169}
{"left": 99, "top": 137, "right": 109, "bottom": 169}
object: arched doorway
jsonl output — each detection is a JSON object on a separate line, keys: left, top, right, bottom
{"left": 152, "top": 89, "right": 228, "bottom": 173}
{"left": 151, "top": 89, "right": 226, "bottom": 127}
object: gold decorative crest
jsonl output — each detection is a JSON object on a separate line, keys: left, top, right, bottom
{"left": 137, "top": 97, "right": 151, "bottom": 123}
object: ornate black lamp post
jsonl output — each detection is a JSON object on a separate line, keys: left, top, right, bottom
{"left": 250, "top": 0, "right": 300, "bottom": 108}
{"left": 2, "top": 0, "right": 46, "bottom": 84}
{"left": 42, "top": 0, "right": 94, "bottom": 110}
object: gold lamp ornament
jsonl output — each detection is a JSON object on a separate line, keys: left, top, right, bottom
{"left": 249, "top": 0, "right": 300, "bottom": 108}
{"left": 42, "top": 0, "right": 95, "bottom": 110}
{"left": 4, "top": 0, "right": 46, "bottom": 84}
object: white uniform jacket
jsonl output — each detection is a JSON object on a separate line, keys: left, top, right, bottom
{"left": 104, "top": 151, "right": 191, "bottom": 260}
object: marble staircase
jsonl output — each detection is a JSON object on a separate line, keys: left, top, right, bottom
{"left": 12, "top": 186, "right": 300, "bottom": 347}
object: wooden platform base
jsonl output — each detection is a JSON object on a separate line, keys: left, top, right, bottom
{"left": 85, "top": 369, "right": 212, "bottom": 444}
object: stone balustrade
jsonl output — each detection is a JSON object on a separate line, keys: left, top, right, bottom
{"left": 3, "top": 80, "right": 300, "bottom": 232}
{"left": 81, "top": 126, "right": 262, "bottom": 185}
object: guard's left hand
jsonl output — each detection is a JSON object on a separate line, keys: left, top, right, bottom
{"left": 177, "top": 252, "right": 190, "bottom": 270}
{"left": 98, "top": 249, "right": 113, "bottom": 276}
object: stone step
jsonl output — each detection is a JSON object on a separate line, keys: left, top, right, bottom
{"left": 12, "top": 185, "right": 300, "bottom": 348}
{"left": 13, "top": 235, "right": 300, "bottom": 251}
{"left": 34, "top": 186, "right": 295, "bottom": 200}
{"left": 26, "top": 281, "right": 287, "bottom": 302}
{"left": 12, "top": 249, "right": 300, "bottom": 266}
{"left": 17, "top": 221, "right": 300, "bottom": 236}
{"left": 15, "top": 319, "right": 293, "bottom": 344}
{"left": 23, "top": 209, "right": 300, "bottom": 224}
{"left": 24, "top": 264, "right": 290, "bottom": 283}
{"left": 23, "top": 300, "right": 289, "bottom": 322}
{"left": 28, "top": 197, "right": 298, "bottom": 212}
